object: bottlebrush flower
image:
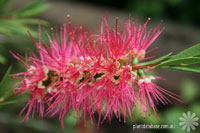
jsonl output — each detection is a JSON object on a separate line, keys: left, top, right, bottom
{"left": 11, "top": 15, "right": 182, "bottom": 129}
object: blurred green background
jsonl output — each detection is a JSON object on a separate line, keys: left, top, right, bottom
{"left": 0, "top": 0, "right": 199, "bottom": 133}
{"left": 71, "top": 0, "right": 200, "bottom": 26}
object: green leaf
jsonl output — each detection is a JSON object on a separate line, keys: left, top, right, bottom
{"left": 14, "top": 0, "right": 50, "bottom": 17}
{"left": 0, "top": 18, "right": 47, "bottom": 36}
{"left": 170, "top": 43, "right": 200, "bottom": 60}
{"left": 167, "top": 65, "right": 200, "bottom": 73}
{"left": 155, "top": 57, "right": 200, "bottom": 67}
{"left": 0, "top": 20, "right": 38, "bottom": 37}
{"left": 0, "top": 100, "right": 16, "bottom": 106}
{"left": 14, "top": 18, "right": 48, "bottom": 25}
{"left": 140, "top": 53, "right": 172, "bottom": 66}
{"left": 0, "top": 66, "right": 12, "bottom": 93}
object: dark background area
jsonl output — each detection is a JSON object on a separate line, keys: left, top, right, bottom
{"left": 68, "top": 0, "right": 200, "bottom": 26}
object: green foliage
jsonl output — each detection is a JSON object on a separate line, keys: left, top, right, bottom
{"left": 0, "top": 66, "right": 12, "bottom": 92}
{"left": 153, "top": 43, "right": 200, "bottom": 73}
{"left": 126, "top": 0, "right": 200, "bottom": 26}
{"left": 0, "top": 20, "right": 38, "bottom": 37}
{"left": 167, "top": 66, "right": 200, "bottom": 73}
{"left": 140, "top": 53, "right": 171, "bottom": 66}
{"left": 0, "top": 66, "right": 13, "bottom": 106}
{"left": 0, "top": 0, "right": 49, "bottom": 76}
{"left": 0, "top": 0, "right": 49, "bottom": 37}
{"left": 138, "top": 43, "right": 200, "bottom": 73}
{"left": 156, "top": 57, "right": 200, "bottom": 67}
{"left": 169, "top": 43, "right": 200, "bottom": 60}
{"left": 13, "top": 0, "right": 50, "bottom": 17}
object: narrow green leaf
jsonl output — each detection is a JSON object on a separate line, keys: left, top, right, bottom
{"left": 14, "top": 18, "right": 48, "bottom": 25}
{"left": 167, "top": 65, "right": 200, "bottom": 73}
{"left": 140, "top": 53, "right": 172, "bottom": 66}
{"left": 14, "top": 0, "right": 50, "bottom": 17}
{"left": 0, "top": 66, "right": 12, "bottom": 93}
{"left": 0, "top": 20, "right": 38, "bottom": 37}
{"left": 156, "top": 57, "right": 200, "bottom": 67}
{"left": 0, "top": 101, "right": 16, "bottom": 106}
{"left": 170, "top": 43, "right": 200, "bottom": 60}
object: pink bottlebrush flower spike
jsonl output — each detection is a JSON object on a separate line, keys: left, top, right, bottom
{"left": 11, "top": 15, "right": 182, "bottom": 129}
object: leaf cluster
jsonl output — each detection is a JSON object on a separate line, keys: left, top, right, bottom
{"left": 0, "top": 0, "right": 50, "bottom": 37}
{"left": 141, "top": 43, "right": 200, "bottom": 73}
